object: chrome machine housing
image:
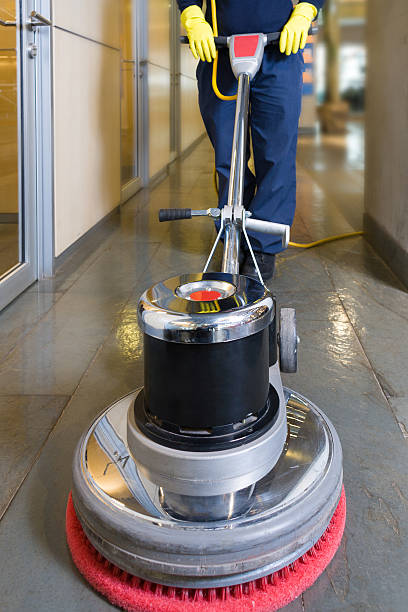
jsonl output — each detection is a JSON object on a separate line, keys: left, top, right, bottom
{"left": 138, "top": 272, "right": 274, "bottom": 344}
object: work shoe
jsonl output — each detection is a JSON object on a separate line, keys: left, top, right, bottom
{"left": 241, "top": 252, "right": 276, "bottom": 281}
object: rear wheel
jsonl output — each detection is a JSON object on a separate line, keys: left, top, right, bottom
{"left": 279, "top": 308, "right": 298, "bottom": 373}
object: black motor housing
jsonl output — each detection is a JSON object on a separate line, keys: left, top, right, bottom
{"left": 137, "top": 272, "right": 277, "bottom": 449}
{"left": 144, "top": 328, "right": 271, "bottom": 429}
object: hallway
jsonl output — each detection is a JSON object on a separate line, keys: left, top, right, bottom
{"left": 1, "top": 134, "right": 408, "bottom": 611}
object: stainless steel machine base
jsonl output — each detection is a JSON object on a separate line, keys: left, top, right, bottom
{"left": 72, "top": 387, "right": 343, "bottom": 589}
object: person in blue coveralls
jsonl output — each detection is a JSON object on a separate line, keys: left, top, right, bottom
{"left": 177, "top": 1, "right": 324, "bottom": 280}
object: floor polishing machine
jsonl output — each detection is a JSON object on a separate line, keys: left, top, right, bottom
{"left": 66, "top": 33, "right": 345, "bottom": 612}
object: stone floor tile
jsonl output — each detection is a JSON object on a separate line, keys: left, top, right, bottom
{"left": 0, "top": 394, "right": 69, "bottom": 518}
{"left": 0, "top": 290, "right": 62, "bottom": 362}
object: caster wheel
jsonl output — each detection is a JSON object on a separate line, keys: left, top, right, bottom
{"left": 279, "top": 307, "right": 298, "bottom": 373}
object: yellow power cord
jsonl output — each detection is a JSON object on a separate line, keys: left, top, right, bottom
{"left": 210, "top": 1, "right": 363, "bottom": 248}
{"left": 211, "top": 0, "right": 237, "bottom": 100}
{"left": 213, "top": 167, "right": 363, "bottom": 248}
{"left": 288, "top": 232, "right": 363, "bottom": 248}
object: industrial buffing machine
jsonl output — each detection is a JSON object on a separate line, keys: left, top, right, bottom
{"left": 66, "top": 33, "right": 345, "bottom": 612}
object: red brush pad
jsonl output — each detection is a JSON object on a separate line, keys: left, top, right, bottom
{"left": 66, "top": 487, "right": 346, "bottom": 612}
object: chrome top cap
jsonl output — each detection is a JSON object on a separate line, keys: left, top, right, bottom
{"left": 138, "top": 272, "right": 274, "bottom": 344}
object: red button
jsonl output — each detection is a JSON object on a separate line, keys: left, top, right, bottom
{"left": 234, "top": 35, "right": 259, "bottom": 58}
{"left": 189, "top": 290, "right": 222, "bottom": 301}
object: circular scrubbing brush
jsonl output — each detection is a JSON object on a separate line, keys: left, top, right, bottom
{"left": 66, "top": 487, "right": 346, "bottom": 612}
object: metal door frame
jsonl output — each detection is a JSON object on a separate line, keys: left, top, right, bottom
{"left": 35, "top": 0, "right": 54, "bottom": 278}
{"left": 0, "top": 0, "right": 39, "bottom": 309}
{"left": 170, "top": 0, "right": 181, "bottom": 160}
{"left": 138, "top": 0, "right": 149, "bottom": 187}
{"left": 121, "top": 0, "right": 142, "bottom": 202}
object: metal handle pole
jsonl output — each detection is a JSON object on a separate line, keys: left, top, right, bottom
{"left": 221, "top": 73, "right": 250, "bottom": 275}
{"left": 226, "top": 73, "right": 250, "bottom": 211}
{"left": 245, "top": 218, "right": 290, "bottom": 249}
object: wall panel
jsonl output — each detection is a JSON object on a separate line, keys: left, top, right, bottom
{"left": 364, "top": 0, "right": 408, "bottom": 281}
{"left": 148, "top": 64, "right": 171, "bottom": 178}
{"left": 53, "top": 0, "right": 120, "bottom": 48}
{"left": 148, "top": 0, "right": 171, "bottom": 70}
{"left": 180, "top": 45, "right": 198, "bottom": 79}
{"left": 180, "top": 42, "right": 205, "bottom": 151}
{"left": 147, "top": 0, "right": 171, "bottom": 177}
{"left": 180, "top": 75, "right": 204, "bottom": 151}
{"left": 53, "top": 30, "right": 120, "bottom": 256}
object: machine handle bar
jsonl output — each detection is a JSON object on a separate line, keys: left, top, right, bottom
{"left": 180, "top": 35, "right": 228, "bottom": 47}
{"left": 159, "top": 208, "right": 192, "bottom": 222}
{"left": 179, "top": 34, "right": 279, "bottom": 47}
{"left": 245, "top": 217, "right": 290, "bottom": 249}
{"left": 180, "top": 28, "right": 315, "bottom": 48}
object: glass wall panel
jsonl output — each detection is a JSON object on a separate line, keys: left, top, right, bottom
{"left": 0, "top": 0, "right": 19, "bottom": 278}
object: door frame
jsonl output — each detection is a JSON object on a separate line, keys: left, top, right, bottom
{"left": 35, "top": 0, "right": 54, "bottom": 278}
{"left": 0, "top": 0, "right": 38, "bottom": 310}
{"left": 170, "top": 0, "right": 181, "bottom": 160}
{"left": 121, "top": 0, "right": 149, "bottom": 201}
{"left": 35, "top": 0, "right": 55, "bottom": 279}
{"left": 137, "top": 0, "right": 149, "bottom": 187}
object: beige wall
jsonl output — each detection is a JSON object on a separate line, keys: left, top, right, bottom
{"left": 180, "top": 48, "right": 204, "bottom": 151}
{"left": 53, "top": 0, "right": 121, "bottom": 256}
{"left": 148, "top": 0, "right": 171, "bottom": 178}
{"left": 52, "top": 0, "right": 205, "bottom": 255}
{"left": 147, "top": 1, "right": 205, "bottom": 178}
{"left": 364, "top": 0, "right": 408, "bottom": 283}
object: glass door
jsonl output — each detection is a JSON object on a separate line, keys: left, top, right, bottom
{"left": 0, "top": 0, "right": 37, "bottom": 310}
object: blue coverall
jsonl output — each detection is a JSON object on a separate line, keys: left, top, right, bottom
{"left": 177, "top": 1, "right": 324, "bottom": 254}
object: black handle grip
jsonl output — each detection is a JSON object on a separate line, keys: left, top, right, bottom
{"left": 159, "top": 208, "right": 192, "bottom": 222}
{"left": 180, "top": 35, "right": 228, "bottom": 47}
{"left": 180, "top": 28, "right": 316, "bottom": 49}
{"left": 265, "top": 32, "right": 281, "bottom": 44}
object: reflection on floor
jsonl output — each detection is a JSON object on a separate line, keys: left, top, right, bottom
{"left": 1, "top": 130, "right": 408, "bottom": 612}
{"left": 0, "top": 222, "right": 19, "bottom": 277}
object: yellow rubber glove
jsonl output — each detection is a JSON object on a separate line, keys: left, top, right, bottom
{"left": 280, "top": 3, "right": 317, "bottom": 56}
{"left": 181, "top": 5, "right": 216, "bottom": 62}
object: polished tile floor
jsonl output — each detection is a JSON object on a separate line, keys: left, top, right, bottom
{"left": 1, "top": 127, "right": 408, "bottom": 611}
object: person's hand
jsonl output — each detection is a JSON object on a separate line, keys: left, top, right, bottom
{"left": 280, "top": 3, "right": 317, "bottom": 56}
{"left": 181, "top": 5, "right": 216, "bottom": 62}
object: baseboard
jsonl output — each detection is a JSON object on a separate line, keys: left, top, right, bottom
{"left": 55, "top": 205, "right": 120, "bottom": 270}
{"left": 121, "top": 177, "right": 142, "bottom": 204}
{"left": 149, "top": 166, "right": 169, "bottom": 190}
{"left": 298, "top": 126, "right": 317, "bottom": 136}
{"left": 364, "top": 212, "right": 408, "bottom": 289}
{"left": 178, "top": 133, "right": 206, "bottom": 162}
{"left": 0, "top": 213, "right": 18, "bottom": 223}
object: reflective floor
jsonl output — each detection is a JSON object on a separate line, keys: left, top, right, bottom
{"left": 1, "top": 127, "right": 408, "bottom": 611}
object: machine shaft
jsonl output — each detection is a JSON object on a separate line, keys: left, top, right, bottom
{"left": 222, "top": 73, "right": 250, "bottom": 275}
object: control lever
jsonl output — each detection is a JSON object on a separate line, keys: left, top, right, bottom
{"left": 245, "top": 217, "right": 290, "bottom": 249}
{"left": 159, "top": 208, "right": 220, "bottom": 222}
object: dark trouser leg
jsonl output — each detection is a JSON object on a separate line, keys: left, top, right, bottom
{"left": 248, "top": 50, "right": 304, "bottom": 254}
{"left": 196, "top": 54, "right": 256, "bottom": 212}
